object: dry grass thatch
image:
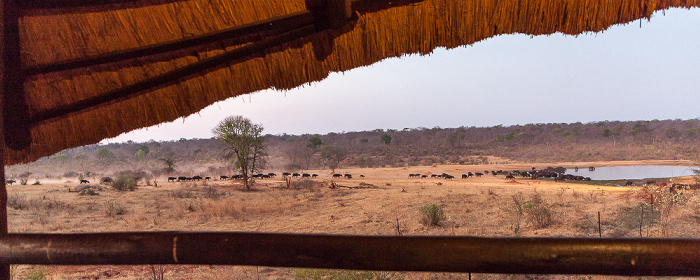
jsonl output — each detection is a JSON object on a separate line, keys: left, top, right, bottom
{"left": 5, "top": 0, "right": 699, "bottom": 164}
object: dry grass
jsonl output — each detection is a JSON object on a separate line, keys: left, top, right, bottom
{"left": 8, "top": 162, "right": 700, "bottom": 279}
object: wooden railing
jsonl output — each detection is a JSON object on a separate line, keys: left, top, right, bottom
{"left": 2, "top": 232, "right": 700, "bottom": 276}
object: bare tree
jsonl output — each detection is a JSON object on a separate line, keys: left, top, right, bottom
{"left": 320, "top": 145, "right": 346, "bottom": 173}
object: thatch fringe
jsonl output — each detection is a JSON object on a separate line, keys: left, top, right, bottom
{"left": 6, "top": 0, "right": 699, "bottom": 164}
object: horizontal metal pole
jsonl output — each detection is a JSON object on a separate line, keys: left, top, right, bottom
{"left": 1, "top": 232, "right": 700, "bottom": 276}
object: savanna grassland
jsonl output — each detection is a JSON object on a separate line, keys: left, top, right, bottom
{"left": 7, "top": 161, "right": 700, "bottom": 279}
{"left": 5, "top": 119, "right": 700, "bottom": 279}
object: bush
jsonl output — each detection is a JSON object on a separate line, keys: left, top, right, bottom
{"left": 63, "top": 171, "right": 79, "bottom": 178}
{"left": 106, "top": 201, "right": 127, "bottom": 216}
{"left": 20, "top": 178, "right": 27, "bottom": 185}
{"left": 111, "top": 175, "right": 137, "bottom": 191}
{"left": 171, "top": 188, "right": 194, "bottom": 198}
{"left": 293, "top": 269, "right": 402, "bottom": 280}
{"left": 524, "top": 194, "right": 553, "bottom": 228}
{"left": 420, "top": 203, "right": 445, "bottom": 226}
{"left": 7, "top": 194, "right": 27, "bottom": 210}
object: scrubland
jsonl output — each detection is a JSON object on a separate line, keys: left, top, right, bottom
{"left": 8, "top": 161, "right": 700, "bottom": 279}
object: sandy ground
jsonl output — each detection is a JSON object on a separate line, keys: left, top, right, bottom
{"left": 7, "top": 160, "right": 699, "bottom": 279}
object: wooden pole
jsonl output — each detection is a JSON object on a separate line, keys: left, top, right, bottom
{"left": 2, "top": 0, "right": 30, "bottom": 151}
{"left": 3, "top": 233, "right": 700, "bottom": 276}
{"left": 598, "top": 211, "right": 601, "bottom": 238}
{"left": 1, "top": 0, "right": 14, "bottom": 278}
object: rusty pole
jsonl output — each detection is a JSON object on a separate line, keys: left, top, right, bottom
{"left": 1, "top": 233, "right": 700, "bottom": 276}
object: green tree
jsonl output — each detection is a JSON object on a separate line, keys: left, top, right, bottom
{"left": 95, "top": 148, "right": 115, "bottom": 160}
{"left": 380, "top": 134, "right": 392, "bottom": 145}
{"left": 504, "top": 132, "right": 516, "bottom": 141}
{"left": 135, "top": 145, "right": 150, "bottom": 159}
{"left": 603, "top": 129, "right": 612, "bottom": 137}
{"left": 307, "top": 135, "right": 323, "bottom": 149}
{"left": 213, "top": 116, "right": 265, "bottom": 191}
{"left": 320, "top": 146, "right": 346, "bottom": 173}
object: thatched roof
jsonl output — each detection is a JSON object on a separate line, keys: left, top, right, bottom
{"left": 3, "top": 0, "right": 698, "bottom": 165}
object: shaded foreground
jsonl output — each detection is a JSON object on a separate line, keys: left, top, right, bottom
{"left": 7, "top": 162, "right": 700, "bottom": 279}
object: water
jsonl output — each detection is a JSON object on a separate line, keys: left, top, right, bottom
{"left": 570, "top": 165, "right": 699, "bottom": 180}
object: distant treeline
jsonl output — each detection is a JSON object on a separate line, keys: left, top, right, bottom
{"left": 7, "top": 119, "right": 700, "bottom": 179}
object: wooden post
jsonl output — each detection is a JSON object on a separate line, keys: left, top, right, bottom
{"left": 598, "top": 211, "right": 601, "bottom": 238}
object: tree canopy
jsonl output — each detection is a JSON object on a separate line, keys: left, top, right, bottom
{"left": 213, "top": 116, "right": 265, "bottom": 190}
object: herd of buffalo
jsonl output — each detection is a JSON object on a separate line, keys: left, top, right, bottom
{"left": 409, "top": 166, "right": 593, "bottom": 182}
{"left": 5, "top": 165, "right": 698, "bottom": 190}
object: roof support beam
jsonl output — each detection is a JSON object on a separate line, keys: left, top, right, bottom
{"left": 23, "top": 11, "right": 314, "bottom": 76}
{"left": 2, "top": 0, "right": 31, "bottom": 151}
{"left": 0, "top": 0, "right": 13, "bottom": 278}
{"left": 29, "top": 25, "right": 316, "bottom": 126}
{"left": 3, "top": 233, "right": 700, "bottom": 276}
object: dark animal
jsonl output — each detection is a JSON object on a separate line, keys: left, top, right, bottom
{"left": 312, "top": 174, "right": 319, "bottom": 178}
{"left": 589, "top": 166, "right": 596, "bottom": 171}
{"left": 646, "top": 180, "right": 657, "bottom": 185}
{"left": 205, "top": 177, "right": 211, "bottom": 180}
{"left": 421, "top": 175, "right": 428, "bottom": 179}
{"left": 461, "top": 174, "right": 469, "bottom": 179}
{"left": 220, "top": 176, "right": 229, "bottom": 180}
{"left": 178, "top": 176, "right": 187, "bottom": 182}
{"left": 101, "top": 177, "right": 114, "bottom": 184}
{"left": 344, "top": 174, "right": 352, "bottom": 179}
{"left": 505, "top": 175, "right": 515, "bottom": 180}
{"left": 282, "top": 172, "right": 292, "bottom": 177}
{"left": 332, "top": 174, "right": 342, "bottom": 178}
{"left": 444, "top": 175, "right": 454, "bottom": 180}
{"left": 475, "top": 172, "right": 484, "bottom": 177}
{"left": 192, "top": 176, "right": 203, "bottom": 181}
{"left": 554, "top": 176, "right": 565, "bottom": 182}
{"left": 467, "top": 172, "right": 474, "bottom": 177}
{"left": 625, "top": 181, "right": 634, "bottom": 186}
{"left": 431, "top": 174, "right": 438, "bottom": 178}
{"left": 360, "top": 175, "right": 365, "bottom": 178}
{"left": 6, "top": 179, "right": 15, "bottom": 185}
{"left": 292, "top": 173, "right": 301, "bottom": 178}
{"left": 268, "top": 173, "right": 277, "bottom": 178}
{"left": 168, "top": 177, "right": 177, "bottom": 182}
{"left": 302, "top": 173, "right": 311, "bottom": 178}
{"left": 80, "top": 179, "right": 90, "bottom": 184}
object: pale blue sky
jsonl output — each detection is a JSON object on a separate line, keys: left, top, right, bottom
{"left": 104, "top": 8, "right": 700, "bottom": 143}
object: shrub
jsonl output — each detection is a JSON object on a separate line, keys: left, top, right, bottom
{"left": 7, "top": 194, "right": 27, "bottom": 210}
{"left": 202, "top": 186, "right": 222, "bottom": 199}
{"left": 171, "top": 188, "right": 194, "bottom": 199}
{"left": 63, "top": 171, "right": 79, "bottom": 178}
{"left": 106, "top": 201, "right": 127, "bottom": 216}
{"left": 20, "top": 178, "right": 27, "bottom": 185}
{"left": 420, "top": 203, "right": 445, "bottom": 226}
{"left": 111, "top": 175, "right": 137, "bottom": 191}
{"left": 524, "top": 194, "right": 553, "bottom": 228}
{"left": 293, "top": 269, "right": 402, "bottom": 280}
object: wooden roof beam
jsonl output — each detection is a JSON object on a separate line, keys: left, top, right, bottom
{"left": 23, "top": 11, "right": 314, "bottom": 76}
{"left": 29, "top": 24, "right": 316, "bottom": 127}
